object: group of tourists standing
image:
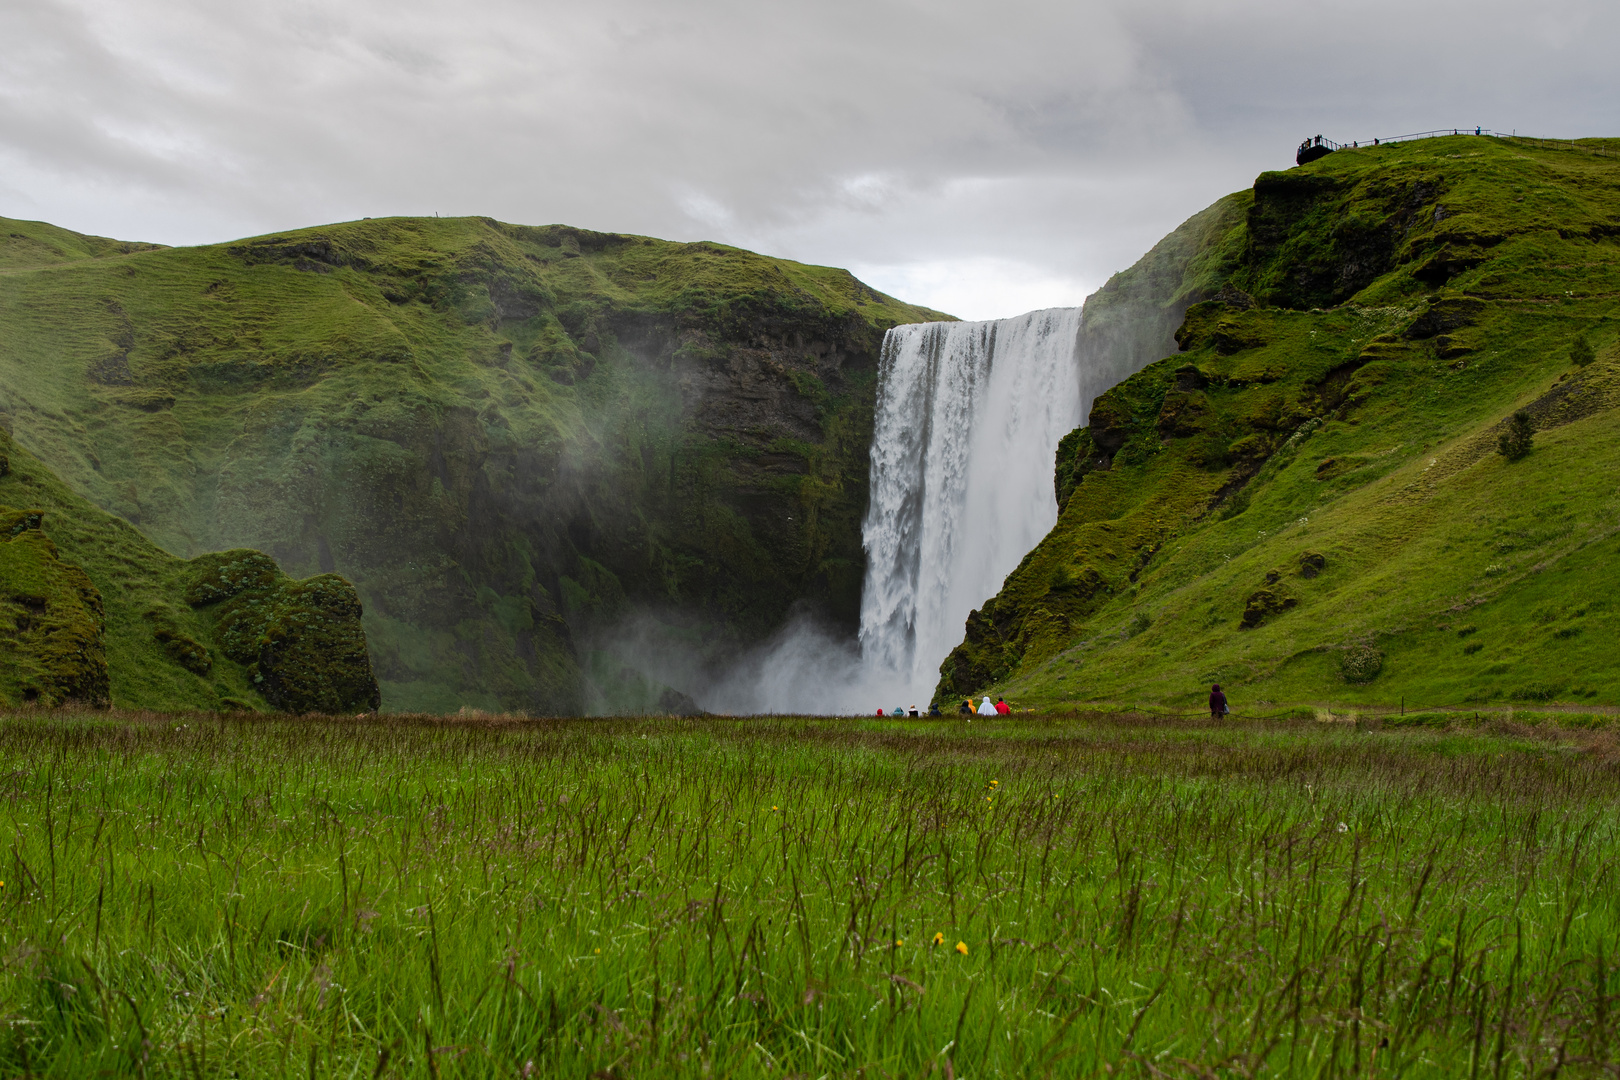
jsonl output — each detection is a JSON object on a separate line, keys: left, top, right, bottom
{"left": 876, "top": 696, "right": 1010, "bottom": 717}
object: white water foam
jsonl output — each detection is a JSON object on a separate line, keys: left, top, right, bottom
{"left": 855, "top": 307, "right": 1085, "bottom": 708}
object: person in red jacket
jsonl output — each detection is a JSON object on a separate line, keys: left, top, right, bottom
{"left": 994, "top": 698, "right": 1010, "bottom": 715}
{"left": 1209, "top": 684, "right": 1228, "bottom": 719}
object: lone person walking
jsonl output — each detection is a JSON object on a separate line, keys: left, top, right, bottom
{"left": 1209, "top": 683, "right": 1228, "bottom": 720}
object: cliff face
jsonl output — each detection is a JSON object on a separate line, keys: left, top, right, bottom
{"left": 0, "top": 216, "right": 945, "bottom": 713}
{"left": 940, "top": 136, "right": 1620, "bottom": 710}
{"left": 0, "top": 430, "right": 377, "bottom": 711}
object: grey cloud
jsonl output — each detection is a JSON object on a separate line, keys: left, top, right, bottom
{"left": 4, "top": 0, "right": 1617, "bottom": 317}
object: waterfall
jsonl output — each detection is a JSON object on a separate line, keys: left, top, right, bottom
{"left": 857, "top": 307, "right": 1088, "bottom": 705}
{"left": 594, "top": 205, "right": 1220, "bottom": 714}
{"left": 614, "top": 304, "right": 1162, "bottom": 716}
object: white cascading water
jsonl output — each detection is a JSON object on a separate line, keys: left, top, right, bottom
{"left": 617, "top": 303, "right": 1153, "bottom": 715}
{"left": 855, "top": 308, "right": 1085, "bottom": 706}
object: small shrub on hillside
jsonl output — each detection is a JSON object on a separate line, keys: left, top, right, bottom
{"left": 1463, "top": 641, "right": 1484, "bottom": 654}
{"left": 1127, "top": 610, "right": 1153, "bottom": 637}
{"left": 1339, "top": 642, "right": 1384, "bottom": 683}
{"left": 1497, "top": 410, "right": 1534, "bottom": 461}
{"left": 1569, "top": 334, "right": 1595, "bottom": 367}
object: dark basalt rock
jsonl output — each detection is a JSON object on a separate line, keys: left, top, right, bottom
{"left": 1173, "top": 363, "right": 1210, "bottom": 391}
{"left": 1405, "top": 295, "right": 1486, "bottom": 339}
{"left": 1087, "top": 390, "right": 1135, "bottom": 454}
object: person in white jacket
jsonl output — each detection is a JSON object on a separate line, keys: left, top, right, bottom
{"left": 978, "top": 696, "right": 997, "bottom": 716}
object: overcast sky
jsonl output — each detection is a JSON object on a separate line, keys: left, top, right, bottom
{"left": 4, "top": 0, "right": 1617, "bottom": 320}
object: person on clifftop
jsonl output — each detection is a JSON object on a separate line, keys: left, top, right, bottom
{"left": 959, "top": 699, "right": 973, "bottom": 716}
{"left": 994, "top": 698, "right": 1010, "bottom": 715}
{"left": 1209, "top": 683, "right": 1228, "bottom": 719}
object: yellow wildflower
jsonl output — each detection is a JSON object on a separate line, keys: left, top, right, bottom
{"left": 932, "top": 932, "right": 944, "bottom": 946}
{"left": 895, "top": 938, "right": 904, "bottom": 947}
{"left": 955, "top": 941, "right": 969, "bottom": 955}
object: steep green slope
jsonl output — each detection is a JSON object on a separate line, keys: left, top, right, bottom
{"left": 0, "top": 428, "right": 377, "bottom": 711}
{"left": 0, "top": 215, "right": 946, "bottom": 713}
{"left": 940, "top": 135, "right": 1620, "bottom": 711}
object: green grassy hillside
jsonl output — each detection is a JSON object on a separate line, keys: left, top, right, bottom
{"left": 0, "top": 214, "right": 946, "bottom": 713}
{"left": 940, "top": 135, "right": 1620, "bottom": 711}
{"left": 0, "top": 428, "right": 377, "bottom": 711}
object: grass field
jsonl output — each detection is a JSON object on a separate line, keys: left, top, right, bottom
{"left": 2, "top": 710, "right": 1618, "bottom": 1077}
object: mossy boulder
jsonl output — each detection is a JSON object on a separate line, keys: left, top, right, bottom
{"left": 259, "top": 576, "right": 379, "bottom": 713}
{"left": 185, "top": 551, "right": 281, "bottom": 606}
{"left": 186, "top": 551, "right": 380, "bottom": 713}
{"left": 1239, "top": 586, "right": 1297, "bottom": 629}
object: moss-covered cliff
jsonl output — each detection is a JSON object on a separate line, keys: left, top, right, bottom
{"left": 0, "top": 215, "right": 946, "bottom": 713}
{"left": 0, "top": 430, "right": 377, "bottom": 711}
{"left": 940, "top": 135, "right": 1620, "bottom": 710}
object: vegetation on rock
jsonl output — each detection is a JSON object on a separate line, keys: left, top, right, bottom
{"left": 940, "top": 135, "right": 1620, "bottom": 711}
{"left": 0, "top": 429, "right": 378, "bottom": 711}
{"left": 0, "top": 214, "right": 946, "bottom": 713}
{"left": 0, "top": 506, "right": 108, "bottom": 705}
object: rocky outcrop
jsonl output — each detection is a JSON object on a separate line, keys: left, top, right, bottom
{"left": 0, "top": 429, "right": 378, "bottom": 712}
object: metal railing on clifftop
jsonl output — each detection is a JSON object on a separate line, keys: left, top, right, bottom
{"left": 1297, "top": 129, "right": 1615, "bottom": 166}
